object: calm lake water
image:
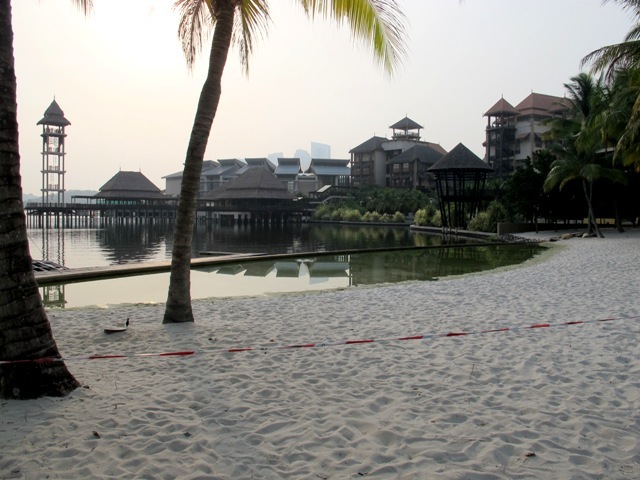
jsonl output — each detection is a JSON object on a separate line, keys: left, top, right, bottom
{"left": 28, "top": 222, "right": 543, "bottom": 309}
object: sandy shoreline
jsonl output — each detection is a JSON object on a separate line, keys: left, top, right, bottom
{"left": 2, "top": 229, "right": 639, "bottom": 479}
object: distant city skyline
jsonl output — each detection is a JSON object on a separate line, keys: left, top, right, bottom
{"left": 13, "top": 0, "right": 634, "bottom": 195}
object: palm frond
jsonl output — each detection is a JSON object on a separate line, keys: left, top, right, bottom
{"left": 174, "top": 0, "right": 216, "bottom": 69}
{"left": 300, "top": 0, "right": 407, "bottom": 74}
{"left": 234, "top": 0, "right": 271, "bottom": 74}
{"left": 623, "top": 22, "right": 640, "bottom": 41}
{"left": 603, "top": 0, "right": 640, "bottom": 17}
{"left": 615, "top": 81, "right": 640, "bottom": 168}
{"left": 581, "top": 40, "right": 640, "bottom": 80}
{"left": 71, "top": 0, "right": 93, "bottom": 15}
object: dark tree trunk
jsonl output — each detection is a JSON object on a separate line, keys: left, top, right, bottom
{"left": 163, "top": 2, "right": 235, "bottom": 323}
{"left": 0, "top": 0, "right": 79, "bottom": 398}
{"left": 583, "top": 179, "right": 603, "bottom": 238}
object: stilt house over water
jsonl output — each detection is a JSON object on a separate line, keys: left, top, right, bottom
{"left": 200, "top": 166, "right": 298, "bottom": 225}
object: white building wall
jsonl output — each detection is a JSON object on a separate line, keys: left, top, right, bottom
{"left": 164, "top": 177, "right": 181, "bottom": 197}
{"left": 373, "top": 150, "right": 387, "bottom": 186}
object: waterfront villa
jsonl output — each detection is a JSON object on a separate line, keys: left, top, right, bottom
{"left": 94, "top": 171, "right": 165, "bottom": 201}
{"left": 200, "top": 166, "right": 297, "bottom": 225}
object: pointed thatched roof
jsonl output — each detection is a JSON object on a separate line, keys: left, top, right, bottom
{"left": 390, "top": 116, "right": 423, "bottom": 140}
{"left": 390, "top": 116, "right": 423, "bottom": 130}
{"left": 204, "top": 167, "right": 294, "bottom": 201}
{"left": 484, "top": 97, "right": 519, "bottom": 117}
{"left": 37, "top": 99, "right": 71, "bottom": 127}
{"left": 95, "top": 171, "right": 164, "bottom": 199}
{"left": 428, "top": 143, "right": 493, "bottom": 172}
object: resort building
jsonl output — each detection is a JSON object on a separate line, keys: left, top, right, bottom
{"left": 305, "top": 158, "right": 351, "bottom": 191}
{"left": 200, "top": 159, "right": 245, "bottom": 193}
{"left": 163, "top": 160, "right": 219, "bottom": 197}
{"left": 387, "top": 144, "right": 445, "bottom": 190}
{"left": 274, "top": 158, "right": 303, "bottom": 189}
{"left": 236, "top": 157, "right": 277, "bottom": 175}
{"left": 162, "top": 156, "right": 351, "bottom": 198}
{"left": 350, "top": 116, "right": 447, "bottom": 190}
{"left": 484, "top": 92, "right": 568, "bottom": 177}
{"left": 200, "top": 166, "right": 297, "bottom": 225}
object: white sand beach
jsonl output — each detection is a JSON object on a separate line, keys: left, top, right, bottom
{"left": 1, "top": 229, "right": 639, "bottom": 479}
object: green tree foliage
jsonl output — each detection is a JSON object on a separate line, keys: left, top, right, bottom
{"left": 357, "top": 185, "right": 433, "bottom": 215}
{"left": 505, "top": 152, "right": 555, "bottom": 223}
{"left": 582, "top": 0, "right": 640, "bottom": 171}
{"left": 414, "top": 204, "right": 439, "bottom": 227}
{"left": 543, "top": 73, "right": 627, "bottom": 237}
{"left": 467, "top": 201, "right": 509, "bottom": 233}
{"left": 313, "top": 186, "right": 433, "bottom": 223}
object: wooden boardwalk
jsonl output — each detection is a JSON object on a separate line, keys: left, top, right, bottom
{"left": 34, "top": 253, "right": 265, "bottom": 285}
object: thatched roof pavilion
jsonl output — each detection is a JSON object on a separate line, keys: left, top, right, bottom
{"left": 200, "top": 167, "right": 298, "bottom": 224}
{"left": 94, "top": 171, "right": 164, "bottom": 200}
{"left": 428, "top": 143, "right": 493, "bottom": 229}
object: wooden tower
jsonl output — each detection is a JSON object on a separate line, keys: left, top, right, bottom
{"left": 37, "top": 99, "right": 70, "bottom": 205}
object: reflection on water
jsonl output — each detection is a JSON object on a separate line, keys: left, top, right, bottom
{"left": 28, "top": 222, "right": 543, "bottom": 309}
{"left": 40, "top": 245, "right": 543, "bottom": 309}
{"left": 28, "top": 224, "right": 172, "bottom": 268}
{"left": 99, "top": 223, "right": 168, "bottom": 265}
{"left": 198, "top": 245, "right": 542, "bottom": 287}
{"left": 28, "top": 222, "right": 460, "bottom": 268}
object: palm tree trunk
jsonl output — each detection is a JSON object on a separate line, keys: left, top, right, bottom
{"left": 0, "top": 0, "right": 79, "bottom": 398}
{"left": 163, "top": 2, "right": 235, "bottom": 323}
{"left": 582, "top": 179, "right": 603, "bottom": 238}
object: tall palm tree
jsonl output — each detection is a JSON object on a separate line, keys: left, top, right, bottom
{"left": 582, "top": 0, "right": 640, "bottom": 80}
{"left": 582, "top": 0, "right": 640, "bottom": 171}
{"left": 163, "top": 0, "right": 406, "bottom": 323}
{"left": 0, "top": 0, "right": 91, "bottom": 399}
{"left": 603, "top": 67, "right": 640, "bottom": 170}
{"left": 543, "top": 73, "right": 626, "bottom": 237}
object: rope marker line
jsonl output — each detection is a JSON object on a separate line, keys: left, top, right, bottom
{"left": 0, "top": 316, "right": 635, "bottom": 366}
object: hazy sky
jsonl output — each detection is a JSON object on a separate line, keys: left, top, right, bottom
{"left": 13, "top": 0, "right": 634, "bottom": 196}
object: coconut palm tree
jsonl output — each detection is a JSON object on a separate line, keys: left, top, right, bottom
{"left": 0, "top": 0, "right": 91, "bottom": 399}
{"left": 602, "top": 67, "right": 640, "bottom": 170}
{"left": 163, "top": 0, "right": 406, "bottom": 323}
{"left": 543, "top": 73, "right": 626, "bottom": 237}
{"left": 582, "top": 0, "right": 640, "bottom": 81}
{"left": 582, "top": 0, "right": 640, "bottom": 171}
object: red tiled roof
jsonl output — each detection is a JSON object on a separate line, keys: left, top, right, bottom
{"left": 515, "top": 93, "right": 566, "bottom": 114}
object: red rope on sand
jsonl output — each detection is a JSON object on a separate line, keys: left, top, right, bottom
{"left": 0, "top": 316, "right": 636, "bottom": 365}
